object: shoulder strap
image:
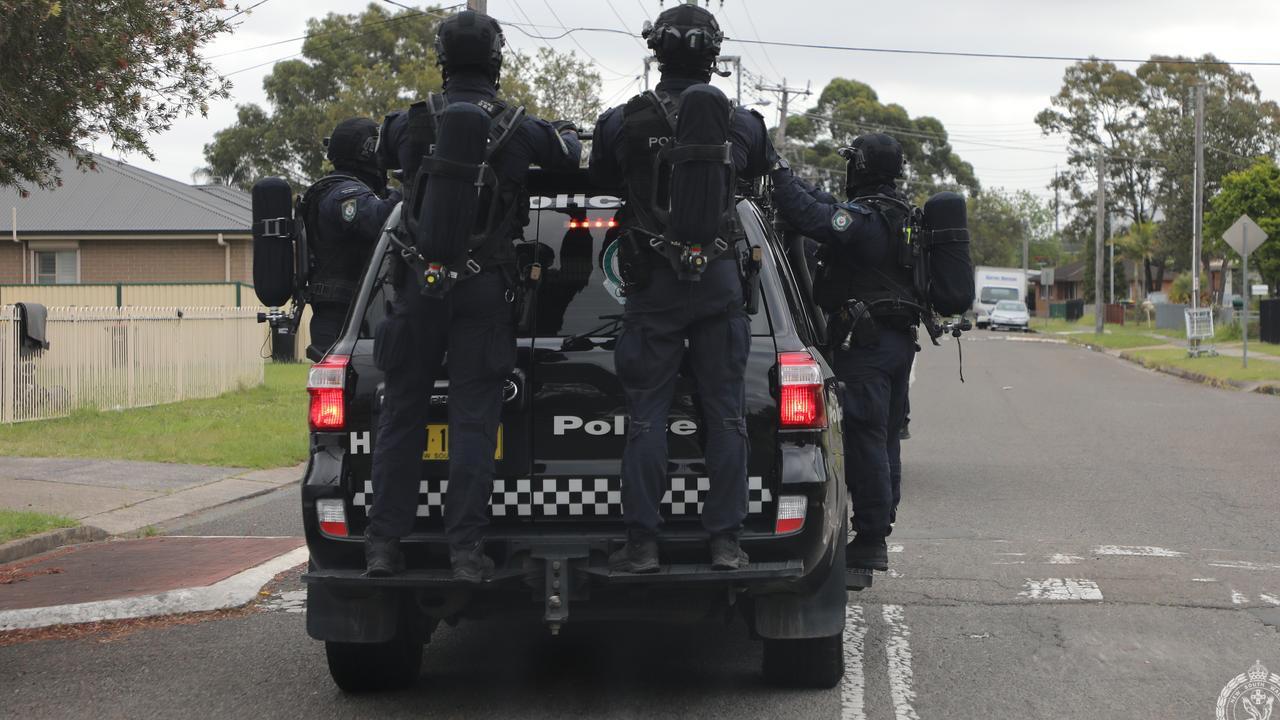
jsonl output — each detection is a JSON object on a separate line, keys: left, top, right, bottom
{"left": 486, "top": 103, "right": 525, "bottom": 161}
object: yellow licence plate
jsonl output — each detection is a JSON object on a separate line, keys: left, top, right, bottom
{"left": 423, "top": 424, "right": 504, "bottom": 461}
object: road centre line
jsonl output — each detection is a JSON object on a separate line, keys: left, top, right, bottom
{"left": 841, "top": 604, "right": 867, "bottom": 720}
{"left": 1094, "top": 545, "right": 1186, "bottom": 557}
{"left": 882, "top": 604, "right": 921, "bottom": 720}
{"left": 1231, "top": 589, "right": 1248, "bottom": 605}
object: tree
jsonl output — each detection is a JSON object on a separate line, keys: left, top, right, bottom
{"left": 784, "top": 78, "right": 979, "bottom": 199}
{"left": 201, "top": 4, "right": 600, "bottom": 190}
{"left": 1037, "top": 55, "right": 1280, "bottom": 298}
{"left": 1206, "top": 158, "right": 1280, "bottom": 294}
{"left": 966, "top": 188, "right": 1057, "bottom": 268}
{"left": 0, "top": 0, "right": 231, "bottom": 194}
{"left": 1114, "top": 221, "right": 1170, "bottom": 295}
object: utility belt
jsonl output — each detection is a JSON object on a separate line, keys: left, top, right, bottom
{"left": 617, "top": 229, "right": 762, "bottom": 313}
{"left": 825, "top": 296, "right": 921, "bottom": 351}
{"left": 307, "top": 279, "right": 358, "bottom": 304}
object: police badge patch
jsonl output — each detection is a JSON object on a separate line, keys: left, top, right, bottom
{"left": 831, "top": 208, "right": 854, "bottom": 232}
{"left": 341, "top": 198, "right": 357, "bottom": 223}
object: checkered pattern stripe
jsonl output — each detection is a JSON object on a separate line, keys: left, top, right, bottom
{"left": 350, "top": 476, "right": 773, "bottom": 518}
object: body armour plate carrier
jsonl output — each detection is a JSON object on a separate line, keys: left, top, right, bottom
{"left": 619, "top": 86, "right": 744, "bottom": 281}
{"left": 813, "top": 192, "right": 923, "bottom": 325}
{"left": 297, "top": 173, "right": 368, "bottom": 304}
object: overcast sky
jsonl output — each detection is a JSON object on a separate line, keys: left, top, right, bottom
{"left": 114, "top": 0, "right": 1280, "bottom": 201}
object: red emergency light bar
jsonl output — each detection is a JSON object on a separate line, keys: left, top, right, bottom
{"left": 568, "top": 219, "right": 618, "bottom": 229}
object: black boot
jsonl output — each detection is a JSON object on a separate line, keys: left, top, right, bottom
{"left": 450, "top": 542, "right": 495, "bottom": 584}
{"left": 710, "top": 534, "right": 749, "bottom": 570}
{"left": 609, "top": 535, "right": 660, "bottom": 574}
{"left": 364, "top": 536, "right": 403, "bottom": 577}
{"left": 847, "top": 535, "right": 889, "bottom": 571}
{"left": 899, "top": 419, "right": 911, "bottom": 440}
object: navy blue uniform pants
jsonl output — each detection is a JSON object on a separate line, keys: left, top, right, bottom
{"left": 614, "top": 259, "right": 751, "bottom": 539}
{"left": 833, "top": 325, "right": 916, "bottom": 538}
{"left": 368, "top": 270, "right": 515, "bottom": 548}
{"left": 308, "top": 301, "right": 348, "bottom": 362}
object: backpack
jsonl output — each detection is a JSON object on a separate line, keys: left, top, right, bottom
{"left": 919, "top": 192, "right": 974, "bottom": 316}
{"left": 399, "top": 93, "right": 526, "bottom": 295}
{"left": 621, "top": 84, "right": 743, "bottom": 280}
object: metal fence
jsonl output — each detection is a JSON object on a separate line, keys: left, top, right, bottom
{"left": 0, "top": 306, "right": 264, "bottom": 423}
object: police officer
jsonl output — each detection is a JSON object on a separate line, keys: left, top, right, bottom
{"left": 365, "top": 10, "right": 581, "bottom": 581}
{"left": 590, "top": 4, "right": 779, "bottom": 573}
{"left": 303, "top": 118, "right": 401, "bottom": 361}
{"left": 770, "top": 133, "right": 917, "bottom": 572}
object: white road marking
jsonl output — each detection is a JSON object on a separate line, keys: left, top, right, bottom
{"left": 1209, "top": 560, "right": 1278, "bottom": 571}
{"left": 1094, "top": 545, "right": 1186, "bottom": 557}
{"left": 1047, "top": 553, "right": 1084, "bottom": 565}
{"left": 888, "top": 569, "right": 904, "bottom": 578}
{"left": 1261, "top": 594, "right": 1280, "bottom": 606}
{"left": 1231, "top": 589, "right": 1248, "bottom": 605}
{"left": 1019, "top": 578, "right": 1104, "bottom": 601}
{"left": 993, "top": 561, "right": 1026, "bottom": 565}
{"left": 841, "top": 604, "right": 867, "bottom": 720}
{"left": 996, "top": 552, "right": 1027, "bottom": 556}
{"left": 1191, "top": 578, "right": 1217, "bottom": 583}
{"left": 882, "top": 604, "right": 921, "bottom": 720}
{"left": 888, "top": 544, "right": 904, "bottom": 553}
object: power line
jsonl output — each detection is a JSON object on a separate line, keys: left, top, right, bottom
{"left": 208, "top": 3, "right": 461, "bottom": 60}
{"left": 723, "top": 37, "right": 1280, "bottom": 68}
{"left": 220, "top": 9, "right": 442, "bottom": 77}
{"left": 603, "top": 0, "right": 647, "bottom": 51}
{"left": 223, "top": 0, "right": 274, "bottom": 23}
{"left": 537, "top": 0, "right": 632, "bottom": 78}
{"left": 737, "top": 2, "right": 784, "bottom": 80}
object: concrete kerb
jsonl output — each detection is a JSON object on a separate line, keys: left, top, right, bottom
{"left": 0, "top": 462, "right": 304, "bottom": 563}
{"left": 0, "top": 546, "right": 310, "bottom": 632}
{"left": 0, "top": 526, "right": 109, "bottom": 565}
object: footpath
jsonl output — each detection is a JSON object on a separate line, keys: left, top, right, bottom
{"left": 0, "top": 457, "right": 307, "bottom": 633}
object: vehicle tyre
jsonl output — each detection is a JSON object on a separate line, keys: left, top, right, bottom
{"left": 761, "top": 525, "right": 846, "bottom": 689}
{"left": 325, "top": 631, "right": 424, "bottom": 693}
{"left": 762, "top": 633, "right": 844, "bottom": 688}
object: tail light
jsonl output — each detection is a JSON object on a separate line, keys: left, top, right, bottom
{"left": 774, "top": 495, "right": 806, "bottom": 534}
{"left": 316, "top": 498, "right": 348, "bottom": 537}
{"left": 308, "top": 355, "right": 349, "bottom": 431}
{"left": 778, "top": 351, "right": 827, "bottom": 429}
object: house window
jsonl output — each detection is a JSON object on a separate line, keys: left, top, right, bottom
{"left": 34, "top": 250, "right": 78, "bottom": 284}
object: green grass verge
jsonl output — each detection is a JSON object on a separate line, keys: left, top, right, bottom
{"left": 0, "top": 509, "right": 78, "bottom": 543}
{"left": 1124, "top": 348, "right": 1280, "bottom": 385}
{"left": 1030, "top": 314, "right": 1182, "bottom": 349}
{"left": 0, "top": 363, "right": 309, "bottom": 469}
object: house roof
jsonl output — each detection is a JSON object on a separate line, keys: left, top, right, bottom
{"left": 1053, "top": 259, "right": 1086, "bottom": 283}
{"left": 1, "top": 153, "right": 251, "bottom": 235}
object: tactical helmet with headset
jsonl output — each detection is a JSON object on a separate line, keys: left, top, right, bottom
{"left": 324, "top": 117, "right": 380, "bottom": 174}
{"left": 434, "top": 10, "right": 505, "bottom": 82}
{"left": 838, "top": 132, "right": 904, "bottom": 196}
{"left": 641, "top": 4, "right": 724, "bottom": 75}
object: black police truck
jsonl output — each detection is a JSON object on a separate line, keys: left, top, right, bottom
{"left": 294, "top": 168, "right": 858, "bottom": 691}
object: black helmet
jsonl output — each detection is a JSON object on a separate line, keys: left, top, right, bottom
{"left": 839, "top": 133, "right": 904, "bottom": 191}
{"left": 641, "top": 4, "right": 723, "bottom": 75}
{"left": 325, "top": 117, "right": 379, "bottom": 171}
{"left": 434, "top": 10, "right": 505, "bottom": 82}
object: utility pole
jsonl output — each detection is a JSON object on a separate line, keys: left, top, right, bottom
{"left": 466, "top": 0, "right": 486, "bottom": 13}
{"left": 1053, "top": 165, "right": 1060, "bottom": 235}
{"left": 755, "top": 78, "right": 812, "bottom": 151}
{"left": 1095, "top": 154, "right": 1106, "bottom": 335}
{"left": 1193, "top": 84, "right": 1205, "bottom": 313}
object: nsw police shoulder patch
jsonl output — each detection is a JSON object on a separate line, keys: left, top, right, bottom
{"left": 341, "top": 198, "right": 357, "bottom": 223}
{"left": 831, "top": 208, "right": 854, "bottom": 232}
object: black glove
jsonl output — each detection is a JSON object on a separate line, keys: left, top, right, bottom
{"left": 551, "top": 120, "right": 579, "bottom": 135}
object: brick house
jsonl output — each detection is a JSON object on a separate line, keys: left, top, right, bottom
{"left": 1, "top": 154, "right": 252, "bottom": 286}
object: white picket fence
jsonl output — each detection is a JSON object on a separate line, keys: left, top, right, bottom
{"left": 0, "top": 306, "right": 265, "bottom": 423}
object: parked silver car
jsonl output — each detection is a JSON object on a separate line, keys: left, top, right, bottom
{"left": 988, "top": 300, "right": 1030, "bottom": 331}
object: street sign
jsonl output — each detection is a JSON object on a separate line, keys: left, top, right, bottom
{"left": 1221, "top": 216, "right": 1269, "bottom": 369}
{"left": 1222, "top": 215, "right": 1268, "bottom": 258}
{"left": 1253, "top": 284, "right": 1269, "bottom": 296}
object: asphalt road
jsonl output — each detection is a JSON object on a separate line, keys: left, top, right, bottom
{"left": 3, "top": 333, "right": 1279, "bottom": 719}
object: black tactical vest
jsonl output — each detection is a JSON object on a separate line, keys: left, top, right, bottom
{"left": 299, "top": 173, "right": 367, "bottom": 303}
{"left": 817, "top": 191, "right": 923, "bottom": 325}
